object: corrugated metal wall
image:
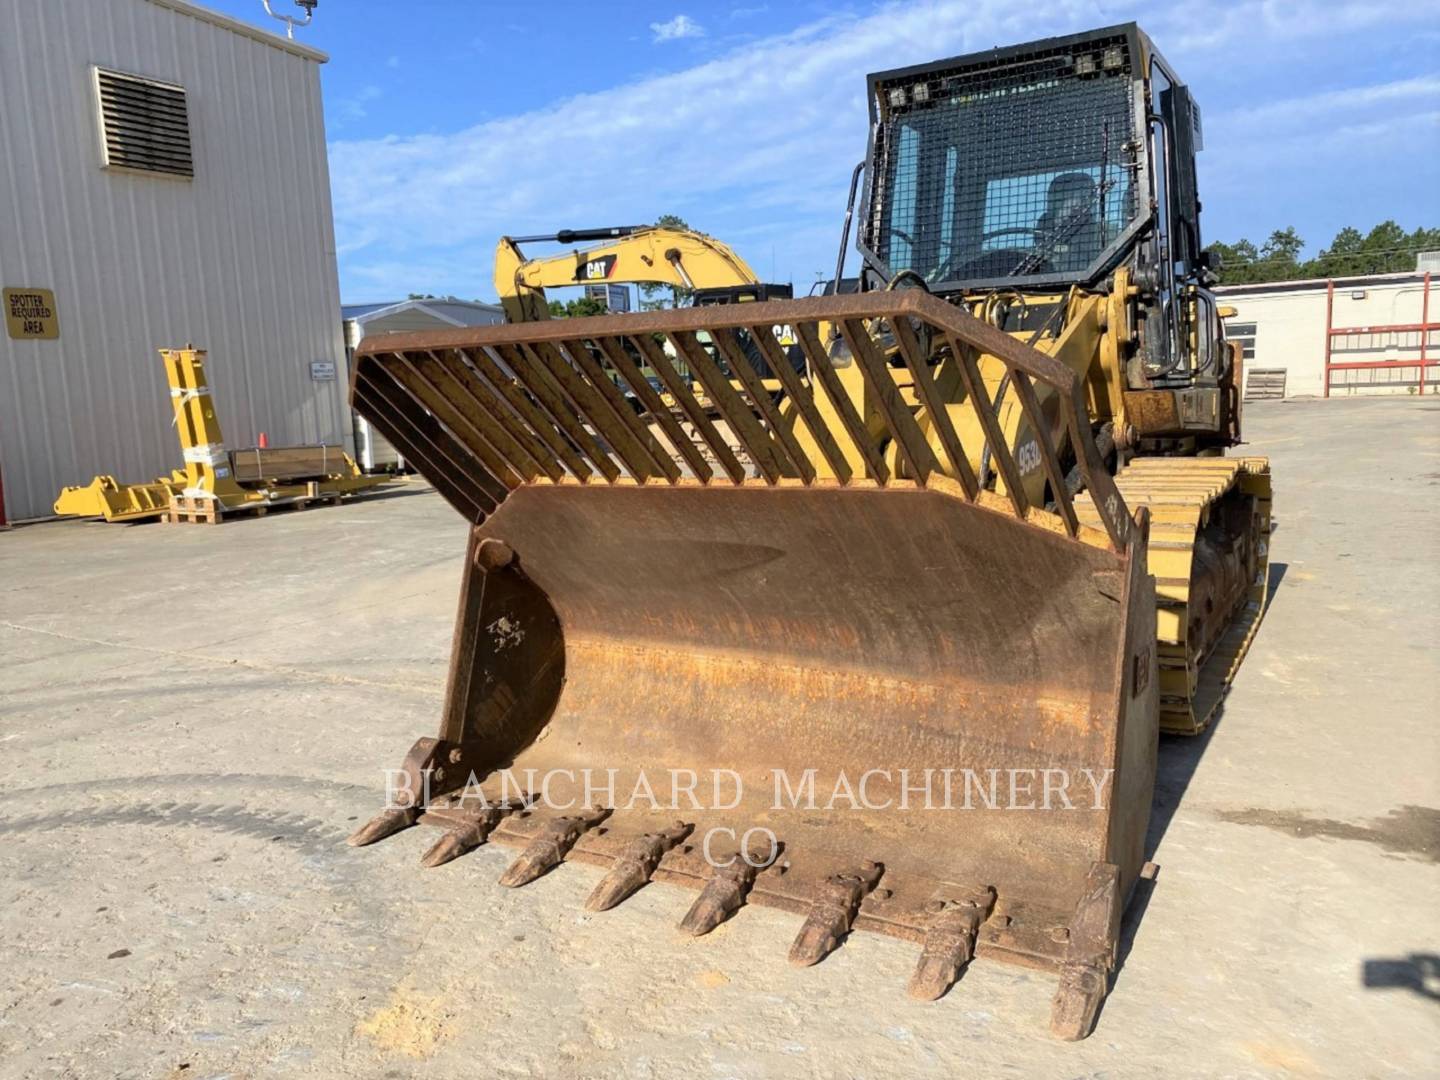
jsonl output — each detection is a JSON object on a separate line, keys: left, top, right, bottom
{"left": 0, "top": 0, "right": 348, "bottom": 520}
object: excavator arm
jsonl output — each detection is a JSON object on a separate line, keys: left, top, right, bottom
{"left": 494, "top": 226, "right": 763, "bottom": 322}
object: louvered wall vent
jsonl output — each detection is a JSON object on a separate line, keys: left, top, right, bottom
{"left": 94, "top": 67, "right": 193, "bottom": 178}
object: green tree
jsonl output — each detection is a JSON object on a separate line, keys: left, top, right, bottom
{"left": 546, "top": 295, "right": 609, "bottom": 318}
{"left": 1312, "top": 226, "right": 1365, "bottom": 278}
{"left": 1349, "top": 220, "right": 1440, "bottom": 275}
{"left": 1206, "top": 238, "right": 1259, "bottom": 283}
{"left": 1250, "top": 227, "right": 1306, "bottom": 281}
{"left": 640, "top": 213, "right": 694, "bottom": 310}
{"left": 1361, "top": 220, "right": 1408, "bottom": 261}
{"left": 1209, "top": 221, "right": 1438, "bottom": 284}
{"left": 1411, "top": 226, "right": 1440, "bottom": 258}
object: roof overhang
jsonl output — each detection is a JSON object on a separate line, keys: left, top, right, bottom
{"left": 1215, "top": 270, "right": 1429, "bottom": 298}
{"left": 144, "top": 0, "right": 328, "bottom": 62}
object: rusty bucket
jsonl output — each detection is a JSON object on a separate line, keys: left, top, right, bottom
{"left": 347, "top": 291, "right": 1157, "bottom": 1039}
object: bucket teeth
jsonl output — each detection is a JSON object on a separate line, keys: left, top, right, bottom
{"left": 679, "top": 861, "right": 757, "bottom": 937}
{"left": 906, "top": 888, "right": 996, "bottom": 1001}
{"left": 419, "top": 829, "right": 473, "bottom": 868}
{"left": 498, "top": 807, "right": 611, "bottom": 888}
{"left": 419, "top": 802, "right": 522, "bottom": 868}
{"left": 586, "top": 821, "right": 692, "bottom": 912}
{"left": 678, "top": 836, "right": 780, "bottom": 936}
{"left": 1049, "top": 963, "right": 1107, "bottom": 1041}
{"left": 347, "top": 806, "right": 419, "bottom": 847}
{"left": 788, "top": 862, "right": 884, "bottom": 968}
{"left": 1048, "top": 862, "right": 1121, "bottom": 1041}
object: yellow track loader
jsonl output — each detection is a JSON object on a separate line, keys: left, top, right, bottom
{"left": 346, "top": 23, "right": 1270, "bottom": 1039}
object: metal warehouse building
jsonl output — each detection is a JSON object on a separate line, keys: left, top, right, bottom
{"left": 0, "top": 0, "right": 347, "bottom": 522}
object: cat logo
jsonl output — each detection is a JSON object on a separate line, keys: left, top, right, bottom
{"left": 578, "top": 255, "right": 618, "bottom": 282}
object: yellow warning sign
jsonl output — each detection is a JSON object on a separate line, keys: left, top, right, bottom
{"left": 4, "top": 288, "right": 59, "bottom": 340}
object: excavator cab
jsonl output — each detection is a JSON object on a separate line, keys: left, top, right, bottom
{"left": 691, "top": 282, "right": 793, "bottom": 305}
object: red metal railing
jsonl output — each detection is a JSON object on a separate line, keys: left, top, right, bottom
{"left": 1324, "top": 272, "right": 1436, "bottom": 396}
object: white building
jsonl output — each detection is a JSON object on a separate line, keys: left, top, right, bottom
{"left": 341, "top": 299, "right": 504, "bottom": 470}
{"left": 0, "top": 0, "right": 347, "bottom": 521}
{"left": 1217, "top": 266, "right": 1437, "bottom": 399}
{"left": 341, "top": 299, "right": 505, "bottom": 349}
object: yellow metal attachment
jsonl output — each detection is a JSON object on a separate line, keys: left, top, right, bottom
{"left": 54, "top": 347, "right": 388, "bottom": 523}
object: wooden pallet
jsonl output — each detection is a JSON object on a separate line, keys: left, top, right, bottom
{"left": 166, "top": 487, "right": 343, "bottom": 525}
{"left": 1244, "top": 368, "right": 1287, "bottom": 401}
{"left": 166, "top": 494, "right": 225, "bottom": 524}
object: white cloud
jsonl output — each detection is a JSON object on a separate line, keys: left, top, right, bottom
{"left": 331, "top": 1, "right": 1072, "bottom": 296}
{"left": 335, "top": 84, "right": 383, "bottom": 124}
{"left": 327, "top": 0, "right": 1440, "bottom": 299}
{"left": 1219, "top": 75, "right": 1440, "bottom": 132}
{"left": 650, "top": 14, "right": 705, "bottom": 42}
{"left": 1207, "top": 107, "right": 1440, "bottom": 183}
{"left": 1200, "top": 75, "right": 1440, "bottom": 200}
{"left": 1157, "top": 0, "right": 1423, "bottom": 54}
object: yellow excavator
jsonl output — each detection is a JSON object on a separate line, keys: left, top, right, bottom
{"left": 345, "top": 23, "right": 1270, "bottom": 1039}
{"left": 492, "top": 225, "right": 791, "bottom": 324}
{"left": 493, "top": 225, "right": 800, "bottom": 417}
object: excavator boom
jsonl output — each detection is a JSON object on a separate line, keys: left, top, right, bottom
{"left": 494, "top": 225, "right": 774, "bottom": 323}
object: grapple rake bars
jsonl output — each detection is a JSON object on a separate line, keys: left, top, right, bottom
{"left": 350, "top": 290, "right": 1132, "bottom": 550}
{"left": 348, "top": 291, "right": 1158, "bottom": 1041}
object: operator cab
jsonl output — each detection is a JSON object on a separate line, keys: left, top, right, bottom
{"left": 852, "top": 23, "right": 1228, "bottom": 430}
{"left": 858, "top": 27, "right": 1149, "bottom": 293}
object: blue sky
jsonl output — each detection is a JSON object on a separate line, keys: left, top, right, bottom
{"left": 211, "top": 1, "right": 1439, "bottom": 302}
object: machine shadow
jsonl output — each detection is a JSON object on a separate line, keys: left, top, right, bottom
{"left": 1263, "top": 560, "right": 1288, "bottom": 616}
{"left": 1146, "top": 558, "right": 1289, "bottom": 859}
{"left": 1362, "top": 955, "right": 1440, "bottom": 1002}
{"left": 1114, "top": 559, "right": 1290, "bottom": 980}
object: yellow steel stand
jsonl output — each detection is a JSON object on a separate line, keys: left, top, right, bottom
{"left": 55, "top": 347, "right": 387, "bottom": 523}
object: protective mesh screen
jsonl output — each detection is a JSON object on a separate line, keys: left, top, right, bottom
{"left": 863, "top": 34, "right": 1138, "bottom": 287}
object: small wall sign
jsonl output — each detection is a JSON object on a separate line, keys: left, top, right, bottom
{"left": 4, "top": 288, "right": 59, "bottom": 339}
{"left": 310, "top": 360, "right": 337, "bottom": 381}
